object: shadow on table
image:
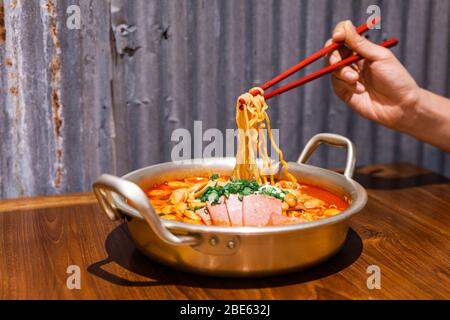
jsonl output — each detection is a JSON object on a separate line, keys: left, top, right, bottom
{"left": 352, "top": 167, "right": 449, "bottom": 190}
{"left": 87, "top": 223, "right": 363, "bottom": 289}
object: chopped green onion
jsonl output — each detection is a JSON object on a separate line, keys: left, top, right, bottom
{"left": 198, "top": 179, "right": 288, "bottom": 205}
{"left": 210, "top": 173, "right": 220, "bottom": 181}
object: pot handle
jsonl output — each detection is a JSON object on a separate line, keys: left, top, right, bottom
{"left": 92, "top": 174, "right": 198, "bottom": 246}
{"left": 297, "top": 133, "right": 356, "bottom": 179}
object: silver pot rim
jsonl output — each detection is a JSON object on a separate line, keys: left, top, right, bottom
{"left": 93, "top": 133, "right": 368, "bottom": 246}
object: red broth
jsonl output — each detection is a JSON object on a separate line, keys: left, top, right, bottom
{"left": 301, "top": 185, "right": 349, "bottom": 211}
{"left": 144, "top": 177, "right": 349, "bottom": 225}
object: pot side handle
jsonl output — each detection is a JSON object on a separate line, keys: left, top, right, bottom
{"left": 297, "top": 133, "right": 356, "bottom": 179}
{"left": 92, "top": 174, "right": 198, "bottom": 246}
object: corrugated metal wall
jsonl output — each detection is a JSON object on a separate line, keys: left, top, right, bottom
{"left": 0, "top": 0, "right": 449, "bottom": 198}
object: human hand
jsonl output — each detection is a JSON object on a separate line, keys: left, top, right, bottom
{"left": 326, "top": 20, "right": 422, "bottom": 129}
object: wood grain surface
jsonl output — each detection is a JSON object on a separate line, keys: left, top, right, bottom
{"left": 0, "top": 163, "right": 449, "bottom": 300}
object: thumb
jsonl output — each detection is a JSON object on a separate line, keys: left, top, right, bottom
{"left": 343, "top": 20, "right": 391, "bottom": 61}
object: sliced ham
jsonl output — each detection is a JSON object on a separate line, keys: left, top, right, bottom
{"left": 195, "top": 207, "right": 212, "bottom": 226}
{"left": 268, "top": 213, "right": 306, "bottom": 226}
{"left": 225, "top": 194, "right": 243, "bottom": 226}
{"left": 206, "top": 197, "right": 231, "bottom": 226}
{"left": 242, "top": 195, "right": 282, "bottom": 227}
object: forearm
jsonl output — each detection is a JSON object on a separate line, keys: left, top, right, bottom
{"left": 399, "top": 89, "right": 450, "bottom": 152}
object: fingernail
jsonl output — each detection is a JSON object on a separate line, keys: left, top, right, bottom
{"left": 345, "top": 71, "right": 357, "bottom": 81}
{"left": 333, "top": 30, "right": 343, "bottom": 38}
{"left": 356, "top": 82, "right": 365, "bottom": 92}
{"left": 346, "top": 20, "right": 354, "bottom": 29}
{"left": 330, "top": 55, "right": 339, "bottom": 64}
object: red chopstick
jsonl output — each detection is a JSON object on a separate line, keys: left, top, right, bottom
{"left": 239, "top": 17, "right": 382, "bottom": 104}
{"left": 263, "top": 37, "right": 398, "bottom": 100}
{"left": 259, "top": 17, "right": 381, "bottom": 93}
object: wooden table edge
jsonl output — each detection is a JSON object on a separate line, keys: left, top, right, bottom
{"left": 0, "top": 192, "right": 97, "bottom": 213}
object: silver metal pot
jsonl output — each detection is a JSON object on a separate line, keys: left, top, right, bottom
{"left": 93, "top": 133, "right": 367, "bottom": 277}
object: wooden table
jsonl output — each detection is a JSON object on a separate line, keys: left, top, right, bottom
{"left": 1, "top": 164, "right": 449, "bottom": 300}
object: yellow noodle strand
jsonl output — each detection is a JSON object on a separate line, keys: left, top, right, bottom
{"left": 232, "top": 87, "right": 297, "bottom": 184}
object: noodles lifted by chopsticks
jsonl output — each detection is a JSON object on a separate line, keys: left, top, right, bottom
{"left": 231, "top": 87, "right": 297, "bottom": 185}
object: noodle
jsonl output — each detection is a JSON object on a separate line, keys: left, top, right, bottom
{"left": 231, "top": 87, "right": 297, "bottom": 185}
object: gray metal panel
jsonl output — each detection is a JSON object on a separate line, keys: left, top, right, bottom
{"left": 425, "top": 0, "right": 450, "bottom": 174}
{"left": 111, "top": 0, "right": 164, "bottom": 174}
{"left": 0, "top": 0, "right": 449, "bottom": 198}
{"left": 374, "top": 0, "right": 403, "bottom": 166}
{"left": 399, "top": 0, "right": 429, "bottom": 166}
{"left": 276, "top": 0, "right": 305, "bottom": 162}
{"left": 325, "top": 0, "right": 355, "bottom": 170}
